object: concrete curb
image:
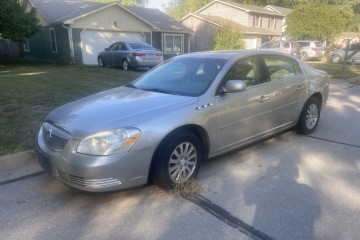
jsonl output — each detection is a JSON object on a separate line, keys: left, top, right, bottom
{"left": 0, "top": 150, "right": 43, "bottom": 183}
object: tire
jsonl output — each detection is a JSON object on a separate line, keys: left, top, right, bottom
{"left": 296, "top": 97, "right": 321, "bottom": 135}
{"left": 330, "top": 54, "right": 341, "bottom": 64}
{"left": 154, "top": 131, "right": 204, "bottom": 190}
{"left": 98, "top": 57, "right": 105, "bottom": 67}
{"left": 302, "top": 52, "right": 309, "bottom": 61}
{"left": 121, "top": 59, "right": 129, "bottom": 70}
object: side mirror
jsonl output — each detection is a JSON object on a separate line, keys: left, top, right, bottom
{"left": 220, "top": 80, "right": 246, "bottom": 95}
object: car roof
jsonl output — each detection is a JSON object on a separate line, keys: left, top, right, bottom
{"left": 175, "top": 50, "right": 299, "bottom": 60}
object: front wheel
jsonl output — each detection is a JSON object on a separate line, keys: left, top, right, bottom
{"left": 296, "top": 97, "right": 321, "bottom": 134}
{"left": 154, "top": 131, "right": 204, "bottom": 190}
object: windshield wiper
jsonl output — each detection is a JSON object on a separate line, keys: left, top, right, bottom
{"left": 140, "top": 87, "right": 172, "bottom": 94}
{"left": 125, "top": 83, "right": 137, "bottom": 89}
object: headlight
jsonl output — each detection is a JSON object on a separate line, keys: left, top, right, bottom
{"left": 77, "top": 127, "right": 141, "bottom": 156}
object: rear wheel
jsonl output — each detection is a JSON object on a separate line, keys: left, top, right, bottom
{"left": 296, "top": 97, "right": 321, "bottom": 134}
{"left": 121, "top": 59, "right": 129, "bottom": 70}
{"left": 330, "top": 54, "right": 341, "bottom": 64}
{"left": 154, "top": 131, "right": 204, "bottom": 190}
{"left": 98, "top": 57, "right": 105, "bottom": 67}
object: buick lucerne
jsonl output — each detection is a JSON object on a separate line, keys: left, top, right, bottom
{"left": 37, "top": 50, "right": 329, "bottom": 192}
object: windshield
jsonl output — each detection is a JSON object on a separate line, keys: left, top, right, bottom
{"left": 132, "top": 57, "right": 227, "bottom": 96}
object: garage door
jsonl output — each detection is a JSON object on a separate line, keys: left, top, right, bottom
{"left": 244, "top": 37, "right": 257, "bottom": 49}
{"left": 81, "top": 30, "right": 145, "bottom": 65}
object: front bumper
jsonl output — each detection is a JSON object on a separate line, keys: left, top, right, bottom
{"left": 36, "top": 129, "right": 152, "bottom": 192}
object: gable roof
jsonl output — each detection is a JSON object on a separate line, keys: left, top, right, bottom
{"left": 265, "top": 5, "right": 292, "bottom": 16}
{"left": 123, "top": 6, "right": 193, "bottom": 33}
{"left": 196, "top": 0, "right": 284, "bottom": 16}
{"left": 181, "top": 13, "right": 280, "bottom": 36}
{"left": 28, "top": 0, "right": 191, "bottom": 33}
{"left": 29, "top": 0, "right": 104, "bottom": 23}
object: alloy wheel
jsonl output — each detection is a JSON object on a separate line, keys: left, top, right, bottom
{"left": 168, "top": 142, "right": 197, "bottom": 183}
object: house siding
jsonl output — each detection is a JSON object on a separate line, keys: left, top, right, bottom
{"left": 181, "top": 16, "right": 219, "bottom": 52}
{"left": 24, "top": 25, "right": 69, "bottom": 61}
{"left": 198, "top": 2, "right": 249, "bottom": 25}
{"left": 72, "top": 6, "right": 152, "bottom": 32}
{"left": 72, "top": 28, "right": 84, "bottom": 64}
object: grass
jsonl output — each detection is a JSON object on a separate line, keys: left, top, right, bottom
{"left": 307, "top": 60, "right": 360, "bottom": 79}
{"left": 0, "top": 60, "right": 143, "bottom": 155}
{"left": 173, "top": 179, "right": 203, "bottom": 198}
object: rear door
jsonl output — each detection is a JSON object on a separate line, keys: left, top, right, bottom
{"left": 262, "top": 55, "right": 306, "bottom": 128}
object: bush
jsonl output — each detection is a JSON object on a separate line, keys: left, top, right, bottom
{"left": 212, "top": 21, "right": 245, "bottom": 50}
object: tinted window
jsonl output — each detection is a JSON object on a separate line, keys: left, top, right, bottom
{"left": 129, "top": 42, "right": 154, "bottom": 50}
{"left": 300, "top": 42, "right": 310, "bottom": 47}
{"left": 263, "top": 56, "right": 302, "bottom": 81}
{"left": 108, "top": 43, "right": 119, "bottom": 51}
{"left": 282, "top": 42, "right": 290, "bottom": 48}
{"left": 314, "top": 42, "right": 322, "bottom": 47}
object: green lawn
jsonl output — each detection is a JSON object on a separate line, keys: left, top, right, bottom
{"left": 307, "top": 61, "right": 360, "bottom": 79}
{"left": 0, "top": 61, "right": 142, "bottom": 155}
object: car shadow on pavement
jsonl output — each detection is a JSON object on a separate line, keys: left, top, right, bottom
{"left": 244, "top": 159, "right": 321, "bottom": 240}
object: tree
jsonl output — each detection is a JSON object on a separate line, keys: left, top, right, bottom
{"left": 285, "top": 3, "right": 355, "bottom": 43}
{"left": 0, "top": 0, "right": 41, "bottom": 42}
{"left": 212, "top": 22, "right": 245, "bottom": 50}
{"left": 166, "top": 0, "right": 212, "bottom": 20}
{"left": 88, "top": 0, "right": 148, "bottom": 7}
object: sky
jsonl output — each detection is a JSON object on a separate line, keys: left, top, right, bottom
{"left": 146, "top": 0, "right": 171, "bottom": 11}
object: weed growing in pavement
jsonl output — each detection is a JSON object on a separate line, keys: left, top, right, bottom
{"left": 173, "top": 179, "right": 203, "bottom": 198}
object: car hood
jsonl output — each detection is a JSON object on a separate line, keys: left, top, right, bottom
{"left": 46, "top": 86, "right": 198, "bottom": 139}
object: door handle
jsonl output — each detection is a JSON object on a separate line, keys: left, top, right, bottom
{"left": 259, "top": 95, "right": 270, "bottom": 102}
{"left": 296, "top": 84, "right": 304, "bottom": 90}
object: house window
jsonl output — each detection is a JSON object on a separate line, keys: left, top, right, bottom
{"left": 23, "top": 39, "right": 30, "bottom": 52}
{"left": 164, "top": 34, "right": 183, "bottom": 54}
{"left": 269, "top": 17, "right": 276, "bottom": 28}
{"left": 49, "top": 28, "right": 58, "bottom": 53}
{"left": 254, "top": 15, "right": 261, "bottom": 27}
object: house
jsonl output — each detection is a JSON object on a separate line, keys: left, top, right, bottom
{"left": 264, "top": 5, "right": 292, "bottom": 40}
{"left": 334, "top": 32, "right": 360, "bottom": 48}
{"left": 180, "top": 0, "right": 284, "bottom": 52}
{"left": 22, "top": 0, "right": 192, "bottom": 64}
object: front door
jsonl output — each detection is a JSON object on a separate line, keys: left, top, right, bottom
{"left": 215, "top": 57, "right": 272, "bottom": 153}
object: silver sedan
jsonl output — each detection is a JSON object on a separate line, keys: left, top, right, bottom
{"left": 37, "top": 50, "right": 329, "bottom": 192}
{"left": 97, "top": 41, "right": 163, "bottom": 70}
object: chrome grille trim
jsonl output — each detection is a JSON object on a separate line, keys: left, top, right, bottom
{"left": 55, "top": 171, "right": 121, "bottom": 189}
{"left": 42, "top": 122, "right": 71, "bottom": 151}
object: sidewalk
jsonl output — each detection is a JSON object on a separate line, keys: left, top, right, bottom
{"left": 0, "top": 150, "right": 42, "bottom": 183}
{"left": 0, "top": 78, "right": 359, "bottom": 183}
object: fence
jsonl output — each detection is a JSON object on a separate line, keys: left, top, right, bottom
{"left": 0, "top": 38, "right": 20, "bottom": 57}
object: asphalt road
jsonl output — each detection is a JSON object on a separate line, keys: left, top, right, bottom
{"left": 1, "top": 80, "right": 359, "bottom": 240}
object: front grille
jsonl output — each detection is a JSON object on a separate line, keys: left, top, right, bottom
{"left": 55, "top": 171, "right": 121, "bottom": 189}
{"left": 42, "top": 122, "right": 71, "bottom": 151}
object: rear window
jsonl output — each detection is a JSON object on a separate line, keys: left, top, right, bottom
{"left": 129, "top": 42, "right": 154, "bottom": 50}
{"left": 282, "top": 42, "right": 290, "bottom": 48}
{"left": 314, "top": 42, "right": 322, "bottom": 47}
{"left": 299, "top": 42, "right": 310, "bottom": 47}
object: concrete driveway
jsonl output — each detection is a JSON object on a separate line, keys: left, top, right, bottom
{"left": 0, "top": 79, "right": 359, "bottom": 240}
